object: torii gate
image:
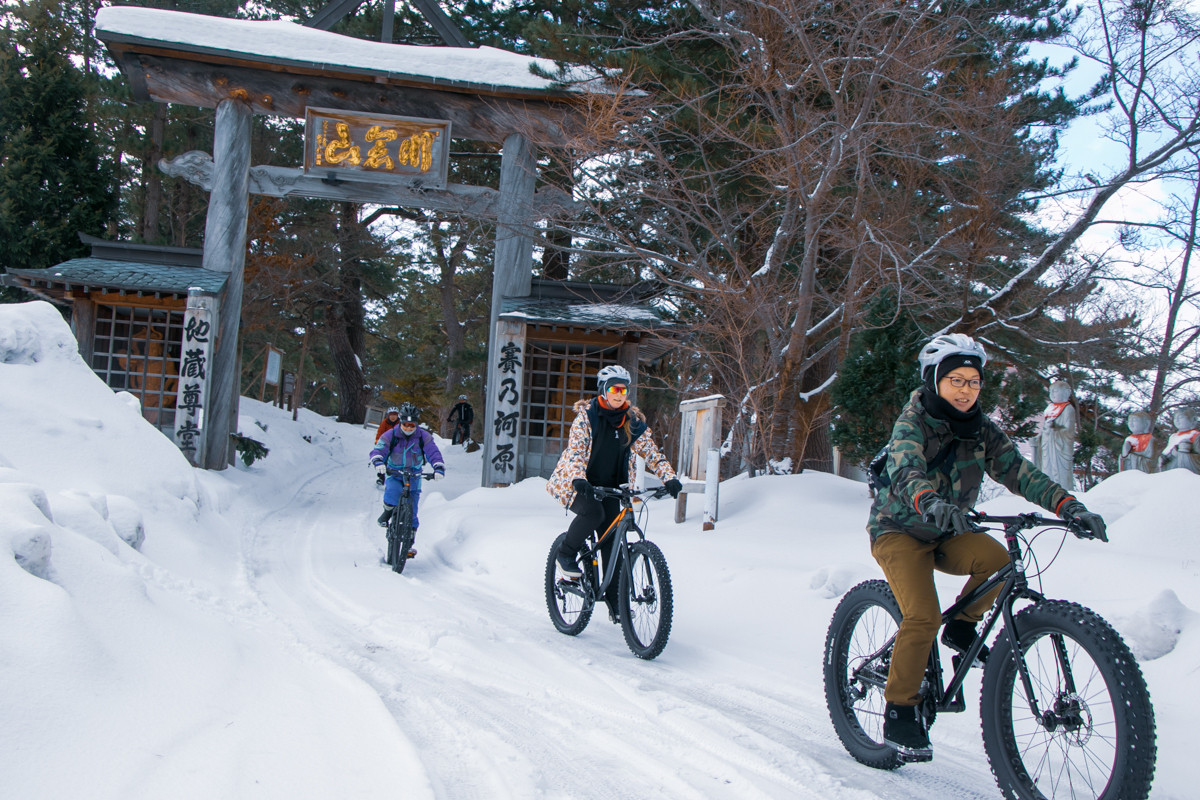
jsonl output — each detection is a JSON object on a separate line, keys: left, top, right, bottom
{"left": 96, "top": 5, "right": 591, "bottom": 472}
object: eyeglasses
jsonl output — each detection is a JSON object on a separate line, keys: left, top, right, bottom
{"left": 606, "top": 385, "right": 628, "bottom": 395}
{"left": 944, "top": 376, "right": 983, "bottom": 390}
{"left": 400, "top": 421, "right": 417, "bottom": 428}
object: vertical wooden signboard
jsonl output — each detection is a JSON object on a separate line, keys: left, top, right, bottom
{"left": 174, "top": 290, "right": 218, "bottom": 467}
{"left": 484, "top": 319, "right": 526, "bottom": 485}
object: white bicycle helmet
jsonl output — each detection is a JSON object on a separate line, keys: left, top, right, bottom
{"left": 458, "top": 394, "right": 468, "bottom": 401}
{"left": 918, "top": 333, "right": 987, "bottom": 383}
{"left": 386, "top": 406, "right": 399, "bottom": 415}
{"left": 596, "top": 364, "right": 632, "bottom": 393}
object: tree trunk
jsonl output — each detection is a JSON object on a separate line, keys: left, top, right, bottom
{"left": 328, "top": 202, "right": 370, "bottom": 424}
{"left": 435, "top": 225, "right": 467, "bottom": 436}
{"left": 141, "top": 104, "right": 166, "bottom": 241}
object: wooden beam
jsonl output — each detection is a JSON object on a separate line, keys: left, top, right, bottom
{"left": 407, "top": 0, "right": 472, "bottom": 48}
{"left": 159, "top": 151, "right": 580, "bottom": 220}
{"left": 521, "top": 327, "right": 628, "bottom": 346}
{"left": 84, "top": 292, "right": 185, "bottom": 310}
{"left": 305, "top": 0, "right": 364, "bottom": 31}
{"left": 123, "top": 53, "right": 582, "bottom": 146}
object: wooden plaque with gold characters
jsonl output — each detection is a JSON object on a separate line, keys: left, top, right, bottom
{"left": 304, "top": 108, "right": 451, "bottom": 189}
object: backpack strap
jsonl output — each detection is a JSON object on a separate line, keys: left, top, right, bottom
{"left": 926, "top": 438, "right": 957, "bottom": 476}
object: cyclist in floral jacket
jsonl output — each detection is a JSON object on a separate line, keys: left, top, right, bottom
{"left": 546, "top": 365, "right": 682, "bottom": 615}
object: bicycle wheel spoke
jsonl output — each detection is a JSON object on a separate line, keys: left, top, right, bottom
{"left": 981, "top": 600, "right": 1155, "bottom": 800}
{"left": 545, "top": 533, "right": 593, "bottom": 635}
{"left": 823, "top": 581, "right": 903, "bottom": 770}
{"left": 618, "top": 541, "right": 673, "bottom": 660}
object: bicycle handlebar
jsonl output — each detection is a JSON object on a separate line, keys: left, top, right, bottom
{"left": 382, "top": 467, "right": 438, "bottom": 479}
{"left": 967, "top": 510, "right": 1103, "bottom": 541}
{"left": 590, "top": 484, "right": 673, "bottom": 502}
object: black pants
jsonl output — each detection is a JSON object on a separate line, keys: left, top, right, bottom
{"left": 561, "top": 493, "right": 621, "bottom": 608}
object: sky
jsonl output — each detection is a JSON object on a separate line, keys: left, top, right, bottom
{"left": 2, "top": 299, "right": 1196, "bottom": 798}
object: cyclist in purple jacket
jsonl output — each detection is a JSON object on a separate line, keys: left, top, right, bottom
{"left": 370, "top": 403, "right": 444, "bottom": 553}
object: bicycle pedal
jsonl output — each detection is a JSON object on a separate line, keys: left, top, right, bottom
{"left": 895, "top": 745, "right": 933, "bottom": 763}
{"left": 945, "top": 687, "right": 966, "bottom": 713}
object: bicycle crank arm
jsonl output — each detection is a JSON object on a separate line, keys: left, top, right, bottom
{"left": 556, "top": 580, "right": 589, "bottom": 599}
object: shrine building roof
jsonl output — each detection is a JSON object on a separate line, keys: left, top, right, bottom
{"left": 2, "top": 236, "right": 227, "bottom": 302}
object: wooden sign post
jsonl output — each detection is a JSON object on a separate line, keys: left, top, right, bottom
{"left": 674, "top": 395, "right": 726, "bottom": 530}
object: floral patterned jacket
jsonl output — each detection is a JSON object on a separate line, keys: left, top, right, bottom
{"left": 546, "top": 398, "right": 678, "bottom": 508}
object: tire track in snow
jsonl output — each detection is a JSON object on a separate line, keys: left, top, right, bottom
{"left": 237, "top": 455, "right": 1008, "bottom": 800}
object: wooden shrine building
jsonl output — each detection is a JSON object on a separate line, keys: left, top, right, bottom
{"left": 3, "top": 236, "right": 225, "bottom": 448}
{"left": 492, "top": 279, "right": 676, "bottom": 482}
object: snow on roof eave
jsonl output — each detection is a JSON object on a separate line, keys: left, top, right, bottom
{"left": 94, "top": 6, "right": 616, "bottom": 100}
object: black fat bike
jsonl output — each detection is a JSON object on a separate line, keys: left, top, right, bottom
{"left": 823, "top": 511, "right": 1156, "bottom": 800}
{"left": 545, "top": 484, "right": 674, "bottom": 660}
{"left": 383, "top": 467, "right": 434, "bottom": 574}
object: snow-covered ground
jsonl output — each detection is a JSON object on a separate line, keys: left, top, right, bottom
{"left": 1, "top": 299, "right": 1194, "bottom": 799}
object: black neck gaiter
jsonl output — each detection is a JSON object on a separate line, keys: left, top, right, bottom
{"left": 919, "top": 386, "right": 983, "bottom": 440}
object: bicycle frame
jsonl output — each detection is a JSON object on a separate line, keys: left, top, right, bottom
{"left": 559, "top": 485, "right": 667, "bottom": 605}
{"left": 384, "top": 467, "right": 435, "bottom": 527}
{"left": 860, "top": 512, "right": 1078, "bottom": 721}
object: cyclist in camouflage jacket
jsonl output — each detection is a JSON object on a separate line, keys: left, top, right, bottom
{"left": 867, "top": 392, "right": 1070, "bottom": 545}
{"left": 867, "top": 334, "right": 1107, "bottom": 760}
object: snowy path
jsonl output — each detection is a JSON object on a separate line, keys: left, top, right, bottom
{"left": 228, "top": 440, "right": 1006, "bottom": 799}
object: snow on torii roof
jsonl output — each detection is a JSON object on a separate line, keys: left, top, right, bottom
{"left": 94, "top": 6, "right": 607, "bottom": 100}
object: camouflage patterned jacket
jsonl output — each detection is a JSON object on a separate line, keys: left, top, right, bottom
{"left": 546, "top": 398, "right": 677, "bottom": 508}
{"left": 867, "top": 389, "right": 1072, "bottom": 543}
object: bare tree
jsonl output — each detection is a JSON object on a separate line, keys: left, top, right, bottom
{"left": 552, "top": 0, "right": 1090, "bottom": 470}
{"left": 956, "top": 0, "right": 1200, "bottom": 336}
{"left": 1099, "top": 151, "right": 1200, "bottom": 420}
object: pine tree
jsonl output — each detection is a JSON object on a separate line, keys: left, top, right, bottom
{"left": 830, "top": 299, "right": 926, "bottom": 467}
{"left": 0, "top": 0, "right": 114, "bottom": 283}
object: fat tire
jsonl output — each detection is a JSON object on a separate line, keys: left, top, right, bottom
{"left": 618, "top": 540, "right": 673, "bottom": 660}
{"left": 823, "top": 580, "right": 904, "bottom": 770}
{"left": 391, "top": 502, "right": 414, "bottom": 574}
{"left": 545, "top": 532, "right": 593, "bottom": 635}
{"left": 980, "top": 600, "right": 1156, "bottom": 800}
{"left": 385, "top": 510, "right": 399, "bottom": 566}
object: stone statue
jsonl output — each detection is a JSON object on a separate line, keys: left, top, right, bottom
{"left": 1038, "top": 380, "right": 1077, "bottom": 490}
{"left": 1120, "top": 411, "right": 1155, "bottom": 473}
{"left": 1160, "top": 408, "right": 1200, "bottom": 474}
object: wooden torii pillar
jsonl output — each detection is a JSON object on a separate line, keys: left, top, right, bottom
{"left": 96, "top": 7, "right": 588, "bottom": 472}
{"left": 202, "top": 100, "right": 251, "bottom": 468}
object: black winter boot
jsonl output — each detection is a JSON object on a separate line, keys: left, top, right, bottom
{"left": 883, "top": 702, "right": 932, "bottom": 760}
{"left": 941, "top": 618, "right": 988, "bottom": 664}
{"left": 555, "top": 545, "right": 582, "bottom": 580}
{"left": 377, "top": 506, "right": 394, "bottom": 527}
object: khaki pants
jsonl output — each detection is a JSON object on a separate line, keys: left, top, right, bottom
{"left": 871, "top": 531, "right": 1008, "bottom": 705}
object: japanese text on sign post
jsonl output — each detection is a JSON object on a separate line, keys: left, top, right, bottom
{"left": 490, "top": 341, "right": 523, "bottom": 477}
{"left": 173, "top": 292, "right": 215, "bottom": 465}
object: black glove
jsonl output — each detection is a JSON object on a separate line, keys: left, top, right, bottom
{"left": 919, "top": 494, "right": 969, "bottom": 536}
{"left": 664, "top": 478, "right": 683, "bottom": 499}
{"left": 1060, "top": 499, "right": 1108, "bottom": 542}
{"left": 569, "top": 478, "right": 601, "bottom": 517}
{"left": 572, "top": 478, "right": 601, "bottom": 502}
